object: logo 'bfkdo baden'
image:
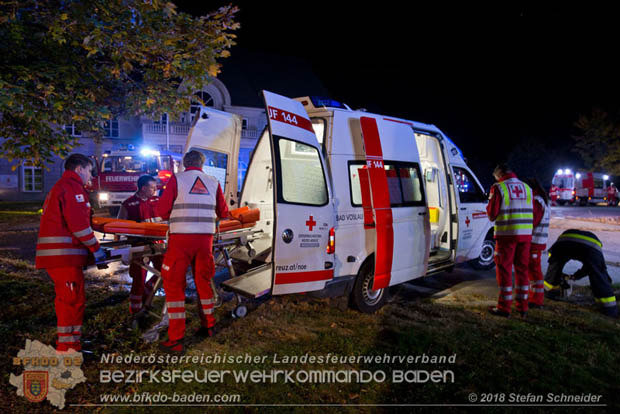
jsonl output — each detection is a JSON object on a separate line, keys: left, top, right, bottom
{"left": 10, "top": 339, "right": 86, "bottom": 409}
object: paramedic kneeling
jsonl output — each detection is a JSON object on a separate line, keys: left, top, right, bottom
{"left": 118, "top": 175, "right": 163, "bottom": 316}
{"left": 156, "top": 150, "right": 229, "bottom": 355}
{"left": 486, "top": 163, "right": 534, "bottom": 318}
{"left": 35, "top": 154, "right": 106, "bottom": 352}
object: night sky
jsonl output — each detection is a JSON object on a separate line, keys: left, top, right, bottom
{"left": 176, "top": 2, "right": 620, "bottom": 185}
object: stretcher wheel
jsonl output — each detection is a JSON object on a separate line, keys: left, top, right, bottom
{"left": 232, "top": 305, "right": 247, "bottom": 318}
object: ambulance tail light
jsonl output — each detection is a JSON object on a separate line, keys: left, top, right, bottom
{"left": 326, "top": 227, "right": 335, "bottom": 254}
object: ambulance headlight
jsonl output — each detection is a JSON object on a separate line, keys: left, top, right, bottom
{"left": 576, "top": 173, "right": 581, "bottom": 179}
{"left": 99, "top": 192, "right": 109, "bottom": 201}
{"left": 603, "top": 174, "right": 609, "bottom": 180}
{"left": 564, "top": 169, "right": 572, "bottom": 175}
{"left": 556, "top": 169, "right": 563, "bottom": 175}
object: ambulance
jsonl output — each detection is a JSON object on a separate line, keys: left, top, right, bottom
{"left": 186, "top": 91, "right": 494, "bottom": 313}
{"left": 551, "top": 169, "right": 576, "bottom": 205}
{"left": 574, "top": 172, "right": 610, "bottom": 206}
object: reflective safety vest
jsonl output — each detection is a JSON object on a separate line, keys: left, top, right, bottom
{"left": 493, "top": 177, "right": 533, "bottom": 238}
{"left": 169, "top": 170, "right": 219, "bottom": 234}
{"left": 531, "top": 195, "right": 550, "bottom": 247}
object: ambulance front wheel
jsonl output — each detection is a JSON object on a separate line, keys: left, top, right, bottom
{"left": 470, "top": 237, "right": 496, "bottom": 270}
{"left": 350, "top": 260, "right": 387, "bottom": 313}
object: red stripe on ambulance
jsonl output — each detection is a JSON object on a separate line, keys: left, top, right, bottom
{"left": 275, "top": 269, "right": 334, "bottom": 285}
{"left": 267, "top": 106, "right": 314, "bottom": 133}
{"left": 360, "top": 116, "right": 394, "bottom": 290}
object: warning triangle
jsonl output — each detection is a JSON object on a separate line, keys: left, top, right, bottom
{"left": 189, "top": 177, "right": 210, "bottom": 195}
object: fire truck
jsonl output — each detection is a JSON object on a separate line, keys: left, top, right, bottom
{"left": 89, "top": 148, "right": 181, "bottom": 214}
{"left": 551, "top": 169, "right": 611, "bottom": 206}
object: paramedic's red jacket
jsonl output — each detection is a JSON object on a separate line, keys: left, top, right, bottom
{"left": 36, "top": 170, "right": 100, "bottom": 268}
{"left": 156, "top": 167, "right": 229, "bottom": 225}
{"left": 486, "top": 172, "right": 532, "bottom": 242}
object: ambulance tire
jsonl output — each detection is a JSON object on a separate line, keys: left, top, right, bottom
{"left": 470, "top": 237, "right": 495, "bottom": 270}
{"left": 350, "top": 259, "right": 388, "bottom": 313}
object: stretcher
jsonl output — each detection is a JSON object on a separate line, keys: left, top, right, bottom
{"left": 91, "top": 207, "right": 263, "bottom": 340}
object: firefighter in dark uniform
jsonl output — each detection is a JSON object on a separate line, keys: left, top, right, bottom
{"left": 544, "top": 229, "right": 618, "bottom": 318}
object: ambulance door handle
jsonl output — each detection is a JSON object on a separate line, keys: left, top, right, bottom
{"left": 418, "top": 212, "right": 427, "bottom": 216}
{"left": 460, "top": 207, "right": 467, "bottom": 210}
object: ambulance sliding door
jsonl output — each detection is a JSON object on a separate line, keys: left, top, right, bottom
{"left": 359, "top": 117, "right": 431, "bottom": 289}
{"left": 262, "top": 91, "right": 336, "bottom": 295}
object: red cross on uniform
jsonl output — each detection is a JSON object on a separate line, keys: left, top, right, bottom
{"left": 510, "top": 184, "right": 524, "bottom": 198}
{"left": 306, "top": 215, "right": 316, "bottom": 231}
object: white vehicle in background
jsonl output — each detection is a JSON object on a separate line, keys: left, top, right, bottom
{"left": 187, "top": 92, "right": 494, "bottom": 313}
{"left": 551, "top": 169, "right": 611, "bottom": 206}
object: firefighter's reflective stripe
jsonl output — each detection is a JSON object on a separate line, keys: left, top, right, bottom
{"left": 494, "top": 179, "right": 533, "bottom": 237}
{"left": 170, "top": 170, "right": 218, "bottom": 234}
{"left": 544, "top": 281, "right": 560, "bottom": 291}
{"left": 532, "top": 195, "right": 550, "bottom": 245}
{"left": 557, "top": 233, "right": 603, "bottom": 252}
{"left": 595, "top": 296, "right": 617, "bottom": 307}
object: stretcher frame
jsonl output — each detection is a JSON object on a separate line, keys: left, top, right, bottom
{"left": 95, "top": 226, "right": 263, "bottom": 341}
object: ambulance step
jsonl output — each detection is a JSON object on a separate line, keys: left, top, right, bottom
{"left": 221, "top": 264, "right": 272, "bottom": 298}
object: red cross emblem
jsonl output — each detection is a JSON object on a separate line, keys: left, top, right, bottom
{"left": 306, "top": 215, "right": 316, "bottom": 231}
{"left": 509, "top": 183, "right": 525, "bottom": 199}
{"left": 465, "top": 216, "right": 470, "bottom": 227}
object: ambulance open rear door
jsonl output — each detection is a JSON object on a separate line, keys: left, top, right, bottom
{"left": 222, "top": 91, "right": 336, "bottom": 298}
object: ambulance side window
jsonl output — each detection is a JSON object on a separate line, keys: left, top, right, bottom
{"left": 348, "top": 161, "right": 425, "bottom": 207}
{"left": 453, "top": 166, "right": 486, "bottom": 203}
{"left": 274, "top": 137, "right": 328, "bottom": 206}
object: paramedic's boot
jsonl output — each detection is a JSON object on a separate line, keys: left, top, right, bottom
{"left": 487, "top": 306, "right": 510, "bottom": 318}
{"left": 195, "top": 326, "right": 215, "bottom": 338}
{"left": 158, "top": 338, "right": 185, "bottom": 355}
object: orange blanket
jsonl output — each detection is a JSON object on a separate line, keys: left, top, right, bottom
{"left": 92, "top": 207, "right": 260, "bottom": 237}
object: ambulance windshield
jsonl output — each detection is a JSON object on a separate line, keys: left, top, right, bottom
{"left": 552, "top": 175, "right": 573, "bottom": 188}
{"left": 101, "top": 155, "right": 158, "bottom": 174}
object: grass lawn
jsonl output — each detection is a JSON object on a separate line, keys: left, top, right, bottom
{"left": 1, "top": 266, "right": 619, "bottom": 413}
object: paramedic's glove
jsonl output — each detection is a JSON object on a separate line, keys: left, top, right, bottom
{"left": 569, "top": 267, "right": 587, "bottom": 281}
{"left": 93, "top": 248, "right": 107, "bottom": 263}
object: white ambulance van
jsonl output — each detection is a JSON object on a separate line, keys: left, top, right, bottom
{"left": 186, "top": 91, "right": 494, "bottom": 313}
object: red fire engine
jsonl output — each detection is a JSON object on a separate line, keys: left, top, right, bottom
{"left": 88, "top": 148, "right": 181, "bottom": 214}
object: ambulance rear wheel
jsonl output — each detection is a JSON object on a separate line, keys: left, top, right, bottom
{"left": 350, "top": 260, "right": 387, "bottom": 313}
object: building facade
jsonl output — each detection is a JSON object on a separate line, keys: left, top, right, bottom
{"left": 0, "top": 79, "right": 268, "bottom": 202}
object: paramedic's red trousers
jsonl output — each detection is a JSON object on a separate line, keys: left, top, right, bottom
{"left": 528, "top": 247, "right": 545, "bottom": 306}
{"left": 494, "top": 239, "right": 531, "bottom": 314}
{"left": 161, "top": 234, "right": 216, "bottom": 341}
{"left": 129, "top": 255, "right": 163, "bottom": 315}
{"left": 47, "top": 267, "right": 85, "bottom": 352}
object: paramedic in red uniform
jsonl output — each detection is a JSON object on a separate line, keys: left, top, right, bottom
{"left": 486, "top": 164, "right": 534, "bottom": 318}
{"left": 524, "top": 178, "right": 550, "bottom": 308}
{"left": 156, "top": 150, "right": 229, "bottom": 354}
{"left": 118, "top": 175, "right": 163, "bottom": 316}
{"left": 549, "top": 184, "right": 559, "bottom": 206}
{"left": 607, "top": 183, "right": 618, "bottom": 206}
{"left": 35, "top": 154, "right": 106, "bottom": 352}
